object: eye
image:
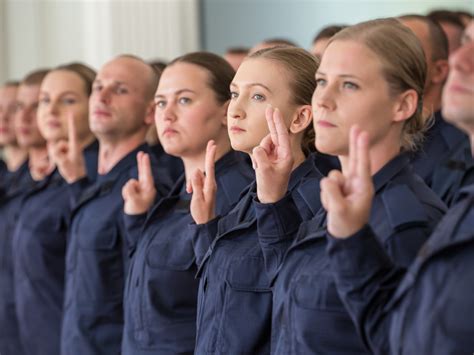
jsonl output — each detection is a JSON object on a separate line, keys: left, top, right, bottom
{"left": 92, "top": 83, "right": 102, "bottom": 92}
{"left": 155, "top": 100, "right": 166, "bottom": 108}
{"left": 252, "top": 93, "right": 265, "bottom": 101}
{"left": 39, "top": 97, "right": 50, "bottom": 105}
{"left": 315, "top": 78, "right": 327, "bottom": 87}
{"left": 178, "top": 97, "right": 191, "bottom": 105}
{"left": 343, "top": 81, "right": 358, "bottom": 90}
{"left": 230, "top": 91, "right": 239, "bottom": 99}
{"left": 115, "top": 86, "right": 128, "bottom": 95}
{"left": 62, "top": 97, "right": 77, "bottom": 105}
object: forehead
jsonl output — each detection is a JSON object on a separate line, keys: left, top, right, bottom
{"left": 233, "top": 57, "right": 289, "bottom": 87}
{"left": 97, "top": 57, "right": 148, "bottom": 88}
{"left": 320, "top": 40, "right": 382, "bottom": 75}
{"left": 41, "top": 70, "right": 84, "bottom": 92}
{"left": 157, "top": 62, "right": 210, "bottom": 93}
{"left": 17, "top": 84, "right": 40, "bottom": 103}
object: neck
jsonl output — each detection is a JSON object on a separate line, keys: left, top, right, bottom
{"left": 4, "top": 144, "right": 28, "bottom": 171}
{"left": 29, "top": 145, "right": 48, "bottom": 163}
{"left": 339, "top": 139, "right": 401, "bottom": 177}
{"left": 423, "top": 87, "right": 443, "bottom": 116}
{"left": 182, "top": 139, "right": 232, "bottom": 183}
{"left": 97, "top": 132, "right": 146, "bottom": 175}
{"left": 78, "top": 133, "right": 96, "bottom": 151}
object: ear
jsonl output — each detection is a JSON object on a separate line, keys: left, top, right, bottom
{"left": 392, "top": 89, "right": 418, "bottom": 123}
{"left": 431, "top": 59, "right": 449, "bottom": 85}
{"left": 220, "top": 100, "right": 230, "bottom": 127}
{"left": 289, "top": 105, "right": 313, "bottom": 134}
{"left": 144, "top": 100, "right": 155, "bottom": 126}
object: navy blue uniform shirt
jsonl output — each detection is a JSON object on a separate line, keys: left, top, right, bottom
{"left": 60, "top": 144, "right": 172, "bottom": 355}
{"left": 0, "top": 161, "right": 34, "bottom": 355}
{"left": 149, "top": 143, "right": 184, "bottom": 184}
{"left": 254, "top": 153, "right": 446, "bottom": 354}
{"left": 122, "top": 150, "right": 253, "bottom": 355}
{"left": 193, "top": 157, "right": 322, "bottom": 354}
{"left": 11, "top": 142, "right": 98, "bottom": 355}
{"left": 327, "top": 183, "right": 474, "bottom": 354}
{"left": 411, "top": 111, "right": 474, "bottom": 206}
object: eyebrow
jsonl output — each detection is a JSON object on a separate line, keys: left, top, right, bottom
{"left": 154, "top": 89, "right": 197, "bottom": 99}
{"left": 39, "top": 91, "right": 81, "bottom": 97}
{"left": 316, "top": 71, "right": 362, "bottom": 80}
{"left": 230, "top": 82, "right": 272, "bottom": 93}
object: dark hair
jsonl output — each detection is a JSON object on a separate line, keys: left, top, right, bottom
{"left": 226, "top": 47, "right": 250, "bottom": 55}
{"left": 55, "top": 62, "right": 97, "bottom": 96}
{"left": 148, "top": 60, "right": 167, "bottom": 76}
{"left": 249, "top": 47, "right": 319, "bottom": 154}
{"left": 21, "top": 69, "right": 50, "bottom": 86}
{"left": 399, "top": 14, "right": 449, "bottom": 61}
{"left": 260, "top": 38, "right": 297, "bottom": 47}
{"left": 3, "top": 80, "right": 20, "bottom": 87}
{"left": 312, "top": 25, "right": 347, "bottom": 44}
{"left": 168, "top": 51, "right": 235, "bottom": 104}
{"left": 427, "top": 9, "right": 465, "bottom": 28}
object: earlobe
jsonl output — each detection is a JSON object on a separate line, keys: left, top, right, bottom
{"left": 144, "top": 101, "right": 155, "bottom": 125}
{"left": 289, "top": 105, "right": 313, "bottom": 134}
{"left": 221, "top": 101, "right": 230, "bottom": 127}
{"left": 393, "top": 90, "right": 418, "bottom": 123}
{"left": 432, "top": 60, "right": 449, "bottom": 84}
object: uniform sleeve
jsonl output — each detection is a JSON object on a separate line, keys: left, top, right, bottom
{"left": 123, "top": 212, "right": 147, "bottom": 257}
{"left": 188, "top": 216, "right": 221, "bottom": 267}
{"left": 326, "top": 225, "right": 406, "bottom": 354}
{"left": 254, "top": 193, "right": 303, "bottom": 281}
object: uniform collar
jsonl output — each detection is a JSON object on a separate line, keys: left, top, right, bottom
{"left": 96, "top": 143, "right": 148, "bottom": 183}
{"left": 372, "top": 153, "right": 411, "bottom": 193}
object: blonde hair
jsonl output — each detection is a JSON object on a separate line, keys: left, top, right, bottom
{"left": 331, "top": 18, "right": 427, "bottom": 151}
{"left": 248, "top": 47, "right": 319, "bottom": 154}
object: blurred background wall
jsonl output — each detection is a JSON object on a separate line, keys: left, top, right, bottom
{"left": 0, "top": 0, "right": 472, "bottom": 83}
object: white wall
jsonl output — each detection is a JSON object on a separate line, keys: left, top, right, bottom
{"left": 0, "top": 0, "right": 200, "bottom": 83}
{"left": 202, "top": 0, "right": 474, "bottom": 54}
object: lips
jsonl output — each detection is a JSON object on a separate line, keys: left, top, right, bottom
{"left": 162, "top": 127, "right": 178, "bottom": 136}
{"left": 93, "top": 108, "right": 112, "bottom": 117}
{"left": 47, "top": 121, "right": 62, "bottom": 128}
{"left": 230, "top": 125, "right": 246, "bottom": 133}
{"left": 317, "top": 120, "right": 336, "bottom": 128}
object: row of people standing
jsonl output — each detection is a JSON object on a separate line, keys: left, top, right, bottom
{"left": 0, "top": 16, "right": 473, "bottom": 355}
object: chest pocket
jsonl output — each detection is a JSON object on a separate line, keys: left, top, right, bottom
{"left": 146, "top": 237, "right": 195, "bottom": 271}
{"left": 77, "top": 217, "right": 119, "bottom": 251}
{"left": 227, "top": 257, "right": 271, "bottom": 292}
{"left": 293, "top": 273, "right": 344, "bottom": 311}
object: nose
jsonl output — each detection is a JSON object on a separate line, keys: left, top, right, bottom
{"left": 160, "top": 101, "right": 177, "bottom": 123}
{"left": 449, "top": 40, "right": 474, "bottom": 74}
{"left": 228, "top": 98, "right": 246, "bottom": 120}
{"left": 312, "top": 85, "right": 336, "bottom": 111}
{"left": 47, "top": 99, "right": 60, "bottom": 116}
{"left": 97, "top": 86, "right": 112, "bottom": 105}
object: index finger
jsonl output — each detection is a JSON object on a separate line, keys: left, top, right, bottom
{"left": 273, "top": 108, "right": 291, "bottom": 153}
{"left": 204, "top": 140, "right": 217, "bottom": 191}
{"left": 67, "top": 112, "right": 79, "bottom": 154}
{"left": 138, "top": 152, "right": 154, "bottom": 187}
{"left": 265, "top": 105, "right": 278, "bottom": 146}
{"left": 356, "top": 131, "right": 371, "bottom": 180}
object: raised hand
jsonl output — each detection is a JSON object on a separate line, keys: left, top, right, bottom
{"left": 253, "top": 106, "right": 294, "bottom": 203}
{"left": 188, "top": 140, "right": 217, "bottom": 224}
{"left": 122, "top": 151, "right": 157, "bottom": 215}
{"left": 48, "top": 113, "right": 87, "bottom": 183}
{"left": 320, "top": 125, "right": 374, "bottom": 238}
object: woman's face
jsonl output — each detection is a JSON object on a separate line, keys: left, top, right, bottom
{"left": 228, "top": 57, "right": 297, "bottom": 154}
{"left": 154, "top": 62, "right": 227, "bottom": 158}
{"left": 312, "top": 39, "right": 403, "bottom": 156}
{"left": 37, "top": 70, "right": 91, "bottom": 142}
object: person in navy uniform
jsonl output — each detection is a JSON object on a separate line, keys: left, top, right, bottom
{"left": 253, "top": 18, "right": 446, "bottom": 354}
{"left": 0, "top": 81, "right": 28, "bottom": 199}
{"left": 11, "top": 63, "right": 98, "bottom": 355}
{"left": 400, "top": 15, "right": 473, "bottom": 206}
{"left": 0, "top": 69, "right": 49, "bottom": 355}
{"left": 54, "top": 55, "right": 174, "bottom": 355}
{"left": 323, "top": 20, "right": 474, "bottom": 355}
{"left": 120, "top": 52, "right": 254, "bottom": 355}
{"left": 189, "top": 47, "right": 323, "bottom": 354}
